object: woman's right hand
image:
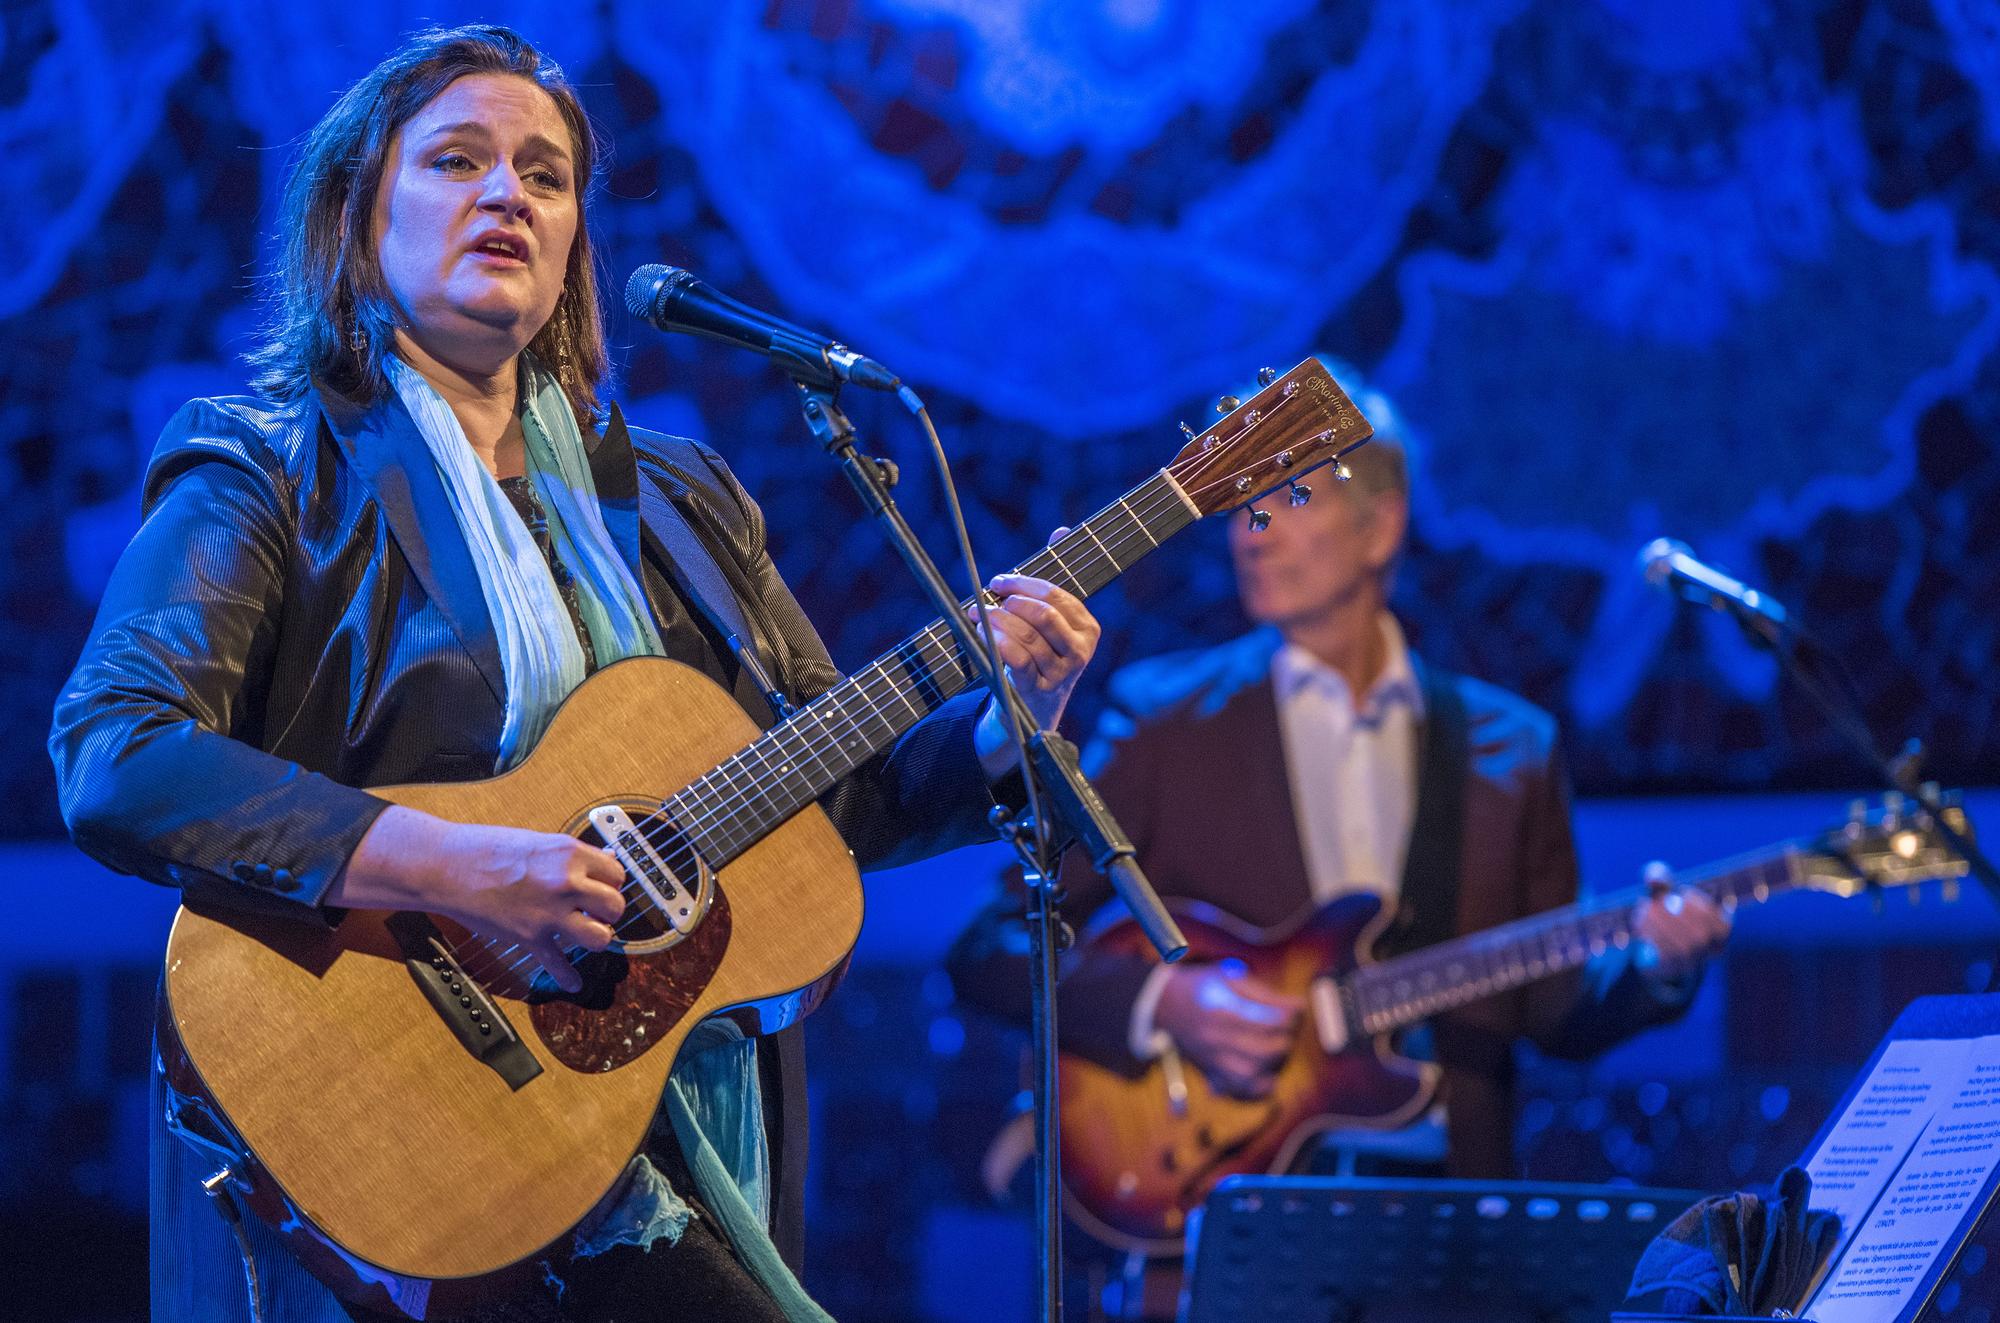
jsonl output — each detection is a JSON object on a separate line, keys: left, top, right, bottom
{"left": 1152, "top": 962, "right": 1305, "bottom": 1099}
{"left": 330, "top": 805, "right": 627, "bottom": 993}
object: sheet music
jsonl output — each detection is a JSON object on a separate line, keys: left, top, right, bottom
{"left": 1805, "top": 1034, "right": 2000, "bottom": 1322}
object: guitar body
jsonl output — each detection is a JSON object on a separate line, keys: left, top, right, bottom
{"left": 1058, "top": 895, "right": 1437, "bottom": 1254}
{"left": 159, "top": 657, "right": 863, "bottom": 1316}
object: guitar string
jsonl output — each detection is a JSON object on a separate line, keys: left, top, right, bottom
{"left": 613, "top": 481, "right": 1187, "bottom": 910}
{"left": 455, "top": 388, "right": 1335, "bottom": 984}
{"left": 624, "top": 396, "right": 1315, "bottom": 862}
{"left": 458, "top": 392, "right": 1331, "bottom": 985}
{"left": 612, "top": 382, "right": 1320, "bottom": 867}
{"left": 638, "top": 477, "right": 1167, "bottom": 854}
{"left": 1348, "top": 853, "right": 1794, "bottom": 1030}
{"left": 453, "top": 473, "right": 1207, "bottom": 987}
{"left": 454, "top": 397, "right": 1326, "bottom": 986}
{"left": 452, "top": 619, "right": 989, "bottom": 984}
{"left": 450, "top": 508, "right": 1150, "bottom": 985}
{"left": 613, "top": 484, "right": 1172, "bottom": 896}
{"left": 453, "top": 505, "right": 1156, "bottom": 986}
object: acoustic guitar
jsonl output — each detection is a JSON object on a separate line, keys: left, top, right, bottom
{"left": 157, "top": 357, "right": 1373, "bottom": 1317}
{"left": 1058, "top": 796, "right": 1976, "bottom": 1253}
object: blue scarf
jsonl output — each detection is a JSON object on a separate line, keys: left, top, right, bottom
{"left": 386, "top": 354, "right": 832, "bottom": 1321}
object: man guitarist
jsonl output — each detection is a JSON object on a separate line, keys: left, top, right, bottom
{"left": 949, "top": 370, "right": 1731, "bottom": 1215}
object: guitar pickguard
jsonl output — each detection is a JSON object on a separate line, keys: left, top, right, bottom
{"left": 528, "top": 883, "right": 734, "bottom": 1073}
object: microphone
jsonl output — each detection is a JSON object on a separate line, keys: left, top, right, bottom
{"left": 624, "top": 264, "right": 901, "bottom": 393}
{"left": 1638, "top": 538, "right": 1791, "bottom": 640}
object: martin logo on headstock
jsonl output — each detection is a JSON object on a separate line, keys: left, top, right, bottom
{"left": 1165, "top": 359, "right": 1373, "bottom": 528}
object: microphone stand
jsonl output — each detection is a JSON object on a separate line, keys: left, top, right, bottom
{"left": 792, "top": 381, "right": 1186, "bottom": 1323}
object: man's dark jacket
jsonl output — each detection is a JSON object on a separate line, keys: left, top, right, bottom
{"left": 50, "top": 385, "right": 1000, "bottom": 1317}
{"left": 950, "top": 628, "right": 1693, "bottom": 1179}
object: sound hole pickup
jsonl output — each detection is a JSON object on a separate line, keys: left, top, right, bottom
{"left": 384, "top": 912, "right": 543, "bottom": 1090}
{"left": 590, "top": 805, "right": 698, "bottom": 933}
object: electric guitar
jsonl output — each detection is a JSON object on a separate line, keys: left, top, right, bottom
{"left": 157, "top": 358, "right": 1373, "bottom": 1317}
{"left": 1058, "top": 796, "right": 1977, "bottom": 1253}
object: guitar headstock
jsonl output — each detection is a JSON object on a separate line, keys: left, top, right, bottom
{"left": 1164, "top": 359, "right": 1375, "bottom": 519}
{"left": 1795, "top": 793, "right": 1976, "bottom": 897}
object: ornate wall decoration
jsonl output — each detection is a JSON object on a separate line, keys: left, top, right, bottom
{"left": 4, "top": 0, "right": 1997, "bottom": 837}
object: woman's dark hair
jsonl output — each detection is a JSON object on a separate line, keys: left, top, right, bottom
{"left": 248, "top": 25, "right": 609, "bottom": 422}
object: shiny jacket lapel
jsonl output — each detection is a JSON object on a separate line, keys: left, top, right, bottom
{"left": 317, "top": 387, "right": 508, "bottom": 708}
{"left": 598, "top": 404, "right": 761, "bottom": 664}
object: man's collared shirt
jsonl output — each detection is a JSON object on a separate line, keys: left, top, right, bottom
{"left": 1271, "top": 613, "right": 1424, "bottom": 905}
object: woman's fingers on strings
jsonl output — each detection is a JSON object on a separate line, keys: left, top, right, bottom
{"left": 574, "top": 880, "right": 625, "bottom": 926}
{"left": 565, "top": 909, "right": 616, "bottom": 952}
{"left": 968, "top": 601, "right": 1033, "bottom": 667}
{"left": 990, "top": 574, "right": 1094, "bottom": 632}
{"left": 998, "top": 594, "right": 1080, "bottom": 658}
{"left": 577, "top": 841, "right": 627, "bottom": 887}
{"left": 996, "top": 611, "right": 1062, "bottom": 681}
{"left": 534, "top": 937, "right": 583, "bottom": 992}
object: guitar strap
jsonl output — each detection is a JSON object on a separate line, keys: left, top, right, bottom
{"left": 1386, "top": 658, "right": 1471, "bottom": 957}
{"left": 625, "top": 434, "right": 795, "bottom": 726}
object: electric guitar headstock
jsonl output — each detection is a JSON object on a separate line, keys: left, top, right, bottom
{"left": 1163, "top": 359, "right": 1375, "bottom": 526}
{"left": 1794, "top": 793, "right": 1977, "bottom": 898}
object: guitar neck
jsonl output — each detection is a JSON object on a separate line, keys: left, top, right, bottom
{"left": 665, "top": 471, "right": 1200, "bottom": 867}
{"left": 1344, "top": 845, "right": 1805, "bottom": 1037}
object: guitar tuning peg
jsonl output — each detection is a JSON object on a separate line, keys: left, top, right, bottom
{"left": 1247, "top": 507, "right": 1273, "bottom": 532}
{"left": 1257, "top": 366, "right": 1277, "bottom": 386}
{"left": 1216, "top": 395, "right": 1242, "bottom": 414}
{"left": 1332, "top": 462, "right": 1354, "bottom": 483}
{"left": 1289, "top": 481, "right": 1312, "bottom": 507}
{"left": 1179, "top": 421, "right": 1196, "bottom": 440}
{"left": 1944, "top": 878, "right": 1962, "bottom": 904}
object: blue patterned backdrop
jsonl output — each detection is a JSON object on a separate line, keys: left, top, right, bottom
{"left": 4, "top": 0, "right": 1998, "bottom": 842}
{"left": 6, "top": 4, "right": 2000, "bottom": 1318}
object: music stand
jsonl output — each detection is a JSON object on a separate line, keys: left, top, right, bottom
{"left": 1179, "top": 1177, "right": 1704, "bottom": 1323}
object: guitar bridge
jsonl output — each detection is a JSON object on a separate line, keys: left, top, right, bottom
{"left": 385, "top": 912, "right": 543, "bottom": 1090}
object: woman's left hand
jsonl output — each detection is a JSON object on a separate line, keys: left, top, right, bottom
{"left": 966, "top": 534, "right": 1100, "bottom": 778}
{"left": 972, "top": 568, "right": 1101, "bottom": 731}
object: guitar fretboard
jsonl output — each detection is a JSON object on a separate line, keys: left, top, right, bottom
{"left": 652, "top": 471, "right": 1199, "bottom": 869}
{"left": 1344, "top": 847, "right": 1802, "bottom": 1036}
